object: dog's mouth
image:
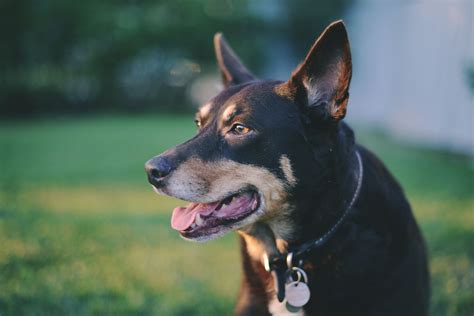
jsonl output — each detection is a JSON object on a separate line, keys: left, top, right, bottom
{"left": 170, "top": 190, "right": 262, "bottom": 240}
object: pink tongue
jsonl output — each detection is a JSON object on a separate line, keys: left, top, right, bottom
{"left": 171, "top": 201, "right": 218, "bottom": 231}
{"left": 215, "top": 194, "right": 254, "bottom": 218}
{"left": 170, "top": 193, "right": 256, "bottom": 231}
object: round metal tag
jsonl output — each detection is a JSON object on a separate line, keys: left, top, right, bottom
{"left": 285, "top": 281, "right": 311, "bottom": 307}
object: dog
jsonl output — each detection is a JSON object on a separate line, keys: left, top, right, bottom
{"left": 145, "top": 20, "right": 430, "bottom": 316}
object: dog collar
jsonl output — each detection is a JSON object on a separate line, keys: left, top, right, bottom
{"left": 262, "top": 150, "right": 364, "bottom": 304}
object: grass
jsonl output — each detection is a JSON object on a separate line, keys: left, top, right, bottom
{"left": 0, "top": 114, "right": 473, "bottom": 315}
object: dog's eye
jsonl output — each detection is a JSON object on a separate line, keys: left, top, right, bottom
{"left": 194, "top": 119, "right": 201, "bottom": 128}
{"left": 230, "top": 123, "right": 251, "bottom": 135}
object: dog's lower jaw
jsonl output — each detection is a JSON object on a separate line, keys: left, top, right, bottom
{"left": 180, "top": 207, "right": 267, "bottom": 243}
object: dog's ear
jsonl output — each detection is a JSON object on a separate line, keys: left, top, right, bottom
{"left": 282, "top": 20, "right": 352, "bottom": 122}
{"left": 214, "top": 33, "right": 256, "bottom": 88}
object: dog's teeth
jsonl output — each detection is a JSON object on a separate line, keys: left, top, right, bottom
{"left": 190, "top": 223, "right": 197, "bottom": 229}
{"left": 195, "top": 214, "right": 203, "bottom": 226}
{"left": 251, "top": 199, "right": 258, "bottom": 210}
{"left": 220, "top": 196, "right": 235, "bottom": 209}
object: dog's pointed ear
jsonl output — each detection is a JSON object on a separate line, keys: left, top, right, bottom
{"left": 282, "top": 20, "right": 352, "bottom": 122}
{"left": 214, "top": 33, "right": 256, "bottom": 88}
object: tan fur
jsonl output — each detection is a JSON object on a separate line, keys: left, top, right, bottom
{"left": 276, "top": 238, "right": 289, "bottom": 255}
{"left": 199, "top": 102, "right": 212, "bottom": 118}
{"left": 167, "top": 157, "right": 285, "bottom": 212}
{"left": 221, "top": 103, "right": 237, "bottom": 124}
{"left": 239, "top": 232, "right": 266, "bottom": 263}
{"left": 273, "top": 81, "right": 296, "bottom": 100}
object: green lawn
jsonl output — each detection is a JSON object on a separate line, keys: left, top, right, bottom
{"left": 0, "top": 115, "right": 473, "bottom": 315}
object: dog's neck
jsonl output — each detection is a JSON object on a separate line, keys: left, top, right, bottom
{"left": 240, "top": 139, "right": 360, "bottom": 266}
{"left": 293, "top": 123, "right": 358, "bottom": 244}
{"left": 297, "top": 150, "right": 359, "bottom": 245}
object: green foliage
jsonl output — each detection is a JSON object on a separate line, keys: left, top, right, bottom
{"left": 0, "top": 0, "right": 348, "bottom": 117}
{"left": 0, "top": 115, "right": 472, "bottom": 315}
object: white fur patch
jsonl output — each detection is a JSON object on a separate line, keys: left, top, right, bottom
{"left": 279, "top": 155, "right": 297, "bottom": 186}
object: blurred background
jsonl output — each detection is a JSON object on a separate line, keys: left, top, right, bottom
{"left": 0, "top": 0, "right": 472, "bottom": 315}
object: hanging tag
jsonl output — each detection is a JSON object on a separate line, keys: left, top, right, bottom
{"left": 285, "top": 281, "right": 311, "bottom": 307}
{"left": 284, "top": 266, "right": 311, "bottom": 312}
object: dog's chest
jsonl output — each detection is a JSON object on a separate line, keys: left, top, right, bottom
{"left": 240, "top": 233, "right": 306, "bottom": 316}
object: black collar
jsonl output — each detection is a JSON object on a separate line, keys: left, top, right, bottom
{"left": 263, "top": 150, "right": 364, "bottom": 301}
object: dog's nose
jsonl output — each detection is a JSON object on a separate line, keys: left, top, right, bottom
{"left": 145, "top": 156, "right": 172, "bottom": 185}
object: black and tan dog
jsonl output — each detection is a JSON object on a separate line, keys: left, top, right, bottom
{"left": 145, "top": 21, "right": 430, "bottom": 316}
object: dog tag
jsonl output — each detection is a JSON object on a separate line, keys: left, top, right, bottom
{"left": 285, "top": 281, "right": 311, "bottom": 307}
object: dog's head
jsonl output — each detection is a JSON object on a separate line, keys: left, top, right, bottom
{"left": 145, "top": 21, "right": 352, "bottom": 242}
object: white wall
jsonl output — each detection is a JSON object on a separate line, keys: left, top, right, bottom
{"left": 346, "top": 0, "right": 473, "bottom": 155}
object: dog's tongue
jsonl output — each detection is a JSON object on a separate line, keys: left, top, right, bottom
{"left": 171, "top": 202, "right": 218, "bottom": 231}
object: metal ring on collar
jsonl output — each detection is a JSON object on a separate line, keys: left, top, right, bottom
{"left": 286, "top": 267, "right": 308, "bottom": 284}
